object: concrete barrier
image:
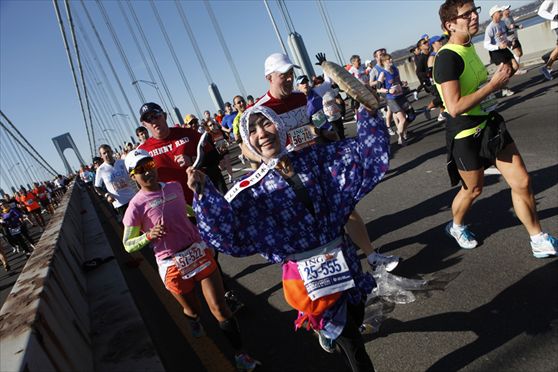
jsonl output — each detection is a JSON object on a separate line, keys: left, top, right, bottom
{"left": 397, "top": 20, "right": 556, "bottom": 88}
{"left": 0, "top": 185, "right": 93, "bottom": 372}
{"left": 0, "top": 185, "right": 163, "bottom": 372}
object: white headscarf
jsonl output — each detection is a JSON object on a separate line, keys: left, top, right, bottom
{"left": 239, "top": 106, "right": 288, "bottom": 163}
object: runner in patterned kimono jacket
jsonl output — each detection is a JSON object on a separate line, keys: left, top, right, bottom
{"left": 187, "top": 105, "right": 389, "bottom": 372}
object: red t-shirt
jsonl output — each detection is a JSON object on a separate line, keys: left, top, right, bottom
{"left": 33, "top": 186, "right": 48, "bottom": 201}
{"left": 139, "top": 127, "right": 206, "bottom": 204}
{"left": 255, "top": 91, "right": 309, "bottom": 130}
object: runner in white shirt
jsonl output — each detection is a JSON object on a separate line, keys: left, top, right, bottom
{"left": 94, "top": 144, "right": 137, "bottom": 217}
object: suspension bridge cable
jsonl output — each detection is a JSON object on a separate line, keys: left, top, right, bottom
{"left": 52, "top": 0, "right": 94, "bottom": 158}
{"left": 0, "top": 119, "right": 58, "bottom": 177}
{"left": 4, "top": 130, "right": 32, "bottom": 186}
{"left": 203, "top": 0, "right": 247, "bottom": 97}
{"left": 321, "top": 0, "right": 344, "bottom": 63}
{"left": 0, "top": 111, "right": 58, "bottom": 175}
{"left": 279, "top": 0, "right": 296, "bottom": 33}
{"left": 73, "top": 10, "right": 134, "bottom": 137}
{"left": 95, "top": 0, "right": 145, "bottom": 104}
{"left": 64, "top": 0, "right": 96, "bottom": 155}
{"left": 149, "top": 0, "right": 200, "bottom": 117}
{"left": 175, "top": 1, "right": 212, "bottom": 84}
{"left": 79, "top": 0, "right": 138, "bottom": 133}
{"left": 263, "top": 0, "right": 289, "bottom": 57}
{"left": 316, "top": 0, "right": 340, "bottom": 64}
{"left": 125, "top": 0, "right": 178, "bottom": 121}
{"left": 117, "top": 1, "right": 175, "bottom": 124}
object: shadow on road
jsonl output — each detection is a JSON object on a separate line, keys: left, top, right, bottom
{"left": 377, "top": 260, "right": 558, "bottom": 371}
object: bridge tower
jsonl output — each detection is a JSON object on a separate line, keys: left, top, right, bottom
{"left": 52, "top": 133, "right": 86, "bottom": 174}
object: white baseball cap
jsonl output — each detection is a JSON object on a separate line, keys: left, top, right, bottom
{"left": 264, "top": 53, "right": 300, "bottom": 76}
{"left": 489, "top": 5, "right": 504, "bottom": 17}
{"left": 125, "top": 149, "right": 152, "bottom": 172}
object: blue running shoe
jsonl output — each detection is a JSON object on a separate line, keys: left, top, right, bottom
{"left": 530, "top": 233, "right": 558, "bottom": 258}
{"left": 445, "top": 222, "right": 478, "bottom": 249}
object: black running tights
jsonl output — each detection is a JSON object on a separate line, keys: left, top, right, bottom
{"left": 336, "top": 301, "right": 375, "bottom": 372}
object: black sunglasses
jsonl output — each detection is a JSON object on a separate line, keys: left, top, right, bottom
{"left": 453, "top": 6, "right": 481, "bottom": 20}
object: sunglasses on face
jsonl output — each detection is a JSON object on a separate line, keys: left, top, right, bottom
{"left": 144, "top": 112, "right": 163, "bottom": 123}
{"left": 234, "top": 100, "right": 245, "bottom": 105}
{"left": 130, "top": 160, "right": 156, "bottom": 175}
{"left": 453, "top": 6, "right": 481, "bottom": 20}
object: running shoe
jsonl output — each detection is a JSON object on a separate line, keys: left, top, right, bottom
{"left": 445, "top": 222, "right": 478, "bottom": 249}
{"left": 228, "top": 174, "right": 234, "bottom": 184}
{"left": 424, "top": 109, "right": 432, "bottom": 120}
{"left": 501, "top": 88, "right": 515, "bottom": 97}
{"left": 515, "top": 69, "right": 528, "bottom": 75}
{"left": 238, "top": 154, "right": 246, "bottom": 165}
{"left": 368, "top": 252, "right": 400, "bottom": 272}
{"left": 530, "top": 233, "right": 558, "bottom": 258}
{"left": 413, "top": 91, "right": 419, "bottom": 101}
{"left": 541, "top": 67, "right": 553, "bottom": 81}
{"left": 397, "top": 136, "right": 406, "bottom": 146}
{"left": 187, "top": 316, "right": 205, "bottom": 338}
{"left": 234, "top": 353, "right": 261, "bottom": 372}
{"left": 387, "top": 127, "right": 396, "bottom": 136}
{"left": 437, "top": 113, "right": 446, "bottom": 122}
{"left": 225, "top": 290, "right": 245, "bottom": 315}
{"left": 317, "top": 331, "right": 336, "bottom": 353}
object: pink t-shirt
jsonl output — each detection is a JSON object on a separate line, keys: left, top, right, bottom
{"left": 123, "top": 182, "right": 202, "bottom": 260}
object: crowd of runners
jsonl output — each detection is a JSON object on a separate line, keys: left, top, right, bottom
{"left": 2, "top": 1, "right": 557, "bottom": 371}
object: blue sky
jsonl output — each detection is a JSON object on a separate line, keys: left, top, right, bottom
{"left": 0, "top": 0, "right": 534, "bottom": 190}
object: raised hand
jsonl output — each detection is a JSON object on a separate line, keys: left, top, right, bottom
{"left": 315, "top": 53, "right": 327, "bottom": 65}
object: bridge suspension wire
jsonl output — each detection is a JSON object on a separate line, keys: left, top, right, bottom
{"left": 0, "top": 140, "right": 25, "bottom": 191}
{"left": 175, "top": 1, "right": 212, "bottom": 85}
{"left": 125, "top": 0, "right": 178, "bottom": 122}
{"left": 80, "top": 50, "right": 128, "bottom": 145}
{"left": 277, "top": 0, "right": 295, "bottom": 33}
{"left": 52, "top": 0, "right": 94, "bottom": 158}
{"left": 3, "top": 129, "right": 33, "bottom": 186}
{"left": 203, "top": 0, "right": 246, "bottom": 97}
{"left": 73, "top": 11, "right": 132, "bottom": 139}
{"left": 0, "top": 133, "right": 19, "bottom": 190}
{"left": 64, "top": 0, "right": 96, "bottom": 157}
{"left": 95, "top": 0, "right": 145, "bottom": 104}
{"left": 318, "top": 0, "right": 344, "bottom": 64}
{"left": 117, "top": 1, "right": 175, "bottom": 124}
{"left": 263, "top": 0, "right": 289, "bottom": 57}
{"left": 0, "top": 111, "right": 58, "bottom": 176}
{"left": 149, "top": 0, "right": 200, "bottom": 117}
{"left": 79, "top": 0, "right": 137, "bottom": 134}
{"left": 0, "top": 120, "right": 57, "bottom": 180}
{"left": 316, "top": 0, "right": 342, "bottom": 65}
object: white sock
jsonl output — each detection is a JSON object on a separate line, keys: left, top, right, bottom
{"left": 530, "top": 232, "right": 545, "bottom": 243}
{"left": 452, "top": 222, "right": 464, "bottom": 231}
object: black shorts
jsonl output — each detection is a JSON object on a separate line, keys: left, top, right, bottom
{"left": 489, "top": 48, "right": 515, "bottom": 65}
{"left": 452, "top": 127, "right": 514, "bottom": 171}
{"left": 511, "top": 39, "right": 522, "bottom": 50}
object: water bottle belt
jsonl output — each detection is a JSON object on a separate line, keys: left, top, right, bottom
{"left": 454, "top": 121, "right": 487, "bottom": 139}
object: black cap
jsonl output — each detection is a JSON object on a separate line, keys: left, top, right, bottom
{"left": 295, "top": 75, "right": 309, "bottom": 84}
{"left": 139, "top": 102, "right": 163, "bottom": 121}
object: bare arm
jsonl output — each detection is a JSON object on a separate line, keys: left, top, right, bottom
{"left": 441, "top": 64, "right": 511, "bottom": 117}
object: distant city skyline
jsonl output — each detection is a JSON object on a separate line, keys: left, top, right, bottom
{"left": 0, "top": 0, "right": 538, "bottom": 190}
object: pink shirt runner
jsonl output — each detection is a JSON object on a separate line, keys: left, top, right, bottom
{"left": 123, "top": 182, "right": 202, "bottom": 260}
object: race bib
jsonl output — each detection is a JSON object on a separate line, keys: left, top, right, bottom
{"left": 311, "top": 110, "right": 328, "bottom": 129}
{"left": 173, "top": 243, "right": 212, "bottom": 279}
{"left": 296, "top": 246, "right": 355, "bottom": 301}
{"left": 287, "top": 125, "right": 317, "bottom": 151}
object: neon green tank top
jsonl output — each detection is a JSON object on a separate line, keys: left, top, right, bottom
{"left": 433, "top": 43, "right": 488, "bottom": 116}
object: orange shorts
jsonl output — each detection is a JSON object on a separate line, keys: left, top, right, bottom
{"left": 157, "top": 246, "right": 217, "bottom": 295}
